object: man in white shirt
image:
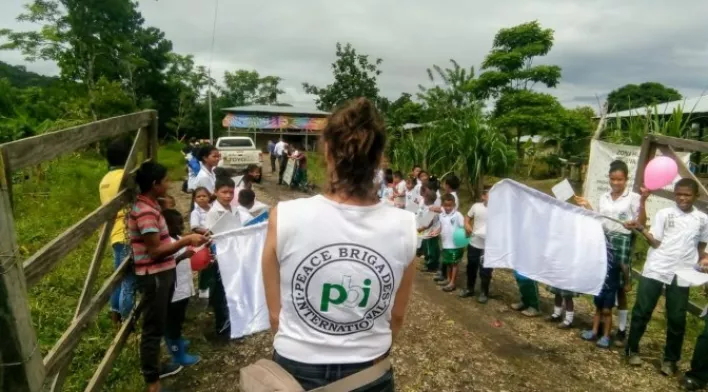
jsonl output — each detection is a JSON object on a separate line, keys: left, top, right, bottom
{"left": 274, "top": 139, "right": 288, "bottom": 185}
{"left": 625, "top": 178, "right": 708, "bottom": 374}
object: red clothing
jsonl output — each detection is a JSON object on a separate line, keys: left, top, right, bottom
{"left": 128, "top": 194, "right": 176, "bottom": 275}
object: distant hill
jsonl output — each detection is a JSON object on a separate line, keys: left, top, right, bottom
{"left": 0, "top": 61, "right": 57, "bottom": 88}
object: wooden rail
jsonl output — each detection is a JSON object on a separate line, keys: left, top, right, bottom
{"left": 633, "top": 134, "right": 708, "bottom": 317}
{"left": 0, "top": 110, "right": 158, "bottom": 392}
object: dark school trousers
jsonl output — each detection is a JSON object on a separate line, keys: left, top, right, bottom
{"left": 626, "top": 276, "right": 689, "bottom": 362}
{"left": 137, "top": 268, "right": 176, "bottom": 384}
{"left": 422, "top": 237, "right": 440, "bottom": 270}
{"left": 686, "top": 317, "right": 708, "bottom": 384}
{"left": 514, "top": 272, "right": 539, "bottom": 309}
{"left": 209, "top": 262, "right": 231, "bottom": 336}
{"left": 165, "top": 298, "right": 189, "bottom": 340}
{"left": 270, "top": 153, "right": 277, "bottom": 173}
{"left": 466, "top": 245, "right": 492, "bottom": 295}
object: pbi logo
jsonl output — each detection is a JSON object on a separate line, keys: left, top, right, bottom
{"left": 320, "top": 276, "right": 372, "bottom": 312}
{"left": 291, "top": 244, "right": 395, "bottom": 336}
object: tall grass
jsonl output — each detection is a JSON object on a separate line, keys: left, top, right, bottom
{"left": 13, "top": 142, "right": 185, "bottom": 391}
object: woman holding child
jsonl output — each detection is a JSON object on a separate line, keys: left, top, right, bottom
{"left": 262, "top": 98, "right": 417, "bottom": 391}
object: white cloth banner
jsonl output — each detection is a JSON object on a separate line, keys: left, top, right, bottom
{"left": 584, "top": 140, "right": 690, "bottom": 224}
{"left": 212, "top": 218, "right": 270, "bottom": 339}
{"left": 485, "top": 179, "right": 608, "bottom": 295}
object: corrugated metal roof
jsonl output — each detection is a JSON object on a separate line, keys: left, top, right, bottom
{"left": 221, "top": 104, "right": 330, "bottom": 116}
{"left": 602, "top": 95, "right": 708, "bottom": 119}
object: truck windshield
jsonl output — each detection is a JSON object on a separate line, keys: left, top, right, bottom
{"left": 218, "top": 139, "right": 254, "bottom": 148}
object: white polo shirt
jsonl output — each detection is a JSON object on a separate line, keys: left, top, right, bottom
{"left": 274, "top": 141, "right": 286, "bottom": 157}
{"left": 191, "top": 164, "right": 216, "bottom": 193}
{"left": 439, "top": 209, "right": 464, "bottom": 249}
{"left": 643, "top": 206, "right": 708, "bottom": 286}
{"left": 598, "top": 190, "right": 641, "bottom": 235}
{"left": 467, "top": 202, "right": 487, "bottom": 249}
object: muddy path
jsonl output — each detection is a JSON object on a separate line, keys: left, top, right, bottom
{"left": 164, "top": 168, "right": 683, "bottom": 392}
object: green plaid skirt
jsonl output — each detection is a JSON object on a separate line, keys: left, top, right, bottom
{"left": 441, "top": 248, "right": 464, "bottom": 265}
{"left": 547, "top": 286, "right": 578, "bottom": 298}
{"left": 607, "top": 231, "right": 633, "bottom": 285}
{"left": 607, "top": 232, "right": 633, "bottom": 266}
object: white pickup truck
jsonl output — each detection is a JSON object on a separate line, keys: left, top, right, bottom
{"left": 216, "top": 136, "right": 262, "bottom": 170}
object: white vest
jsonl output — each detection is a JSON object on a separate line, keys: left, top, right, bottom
{"left": 274, "top": 195, "right": 417, "bottom": 364}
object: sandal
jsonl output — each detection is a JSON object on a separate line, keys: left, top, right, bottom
{"left": 442, "top": 284, "right": 456, "bottom": 292}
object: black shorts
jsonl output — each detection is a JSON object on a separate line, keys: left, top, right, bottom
{"left": 593, "top": 288, "right": 617, "bottom": 310}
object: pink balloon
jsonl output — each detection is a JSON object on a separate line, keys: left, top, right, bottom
{"left": 644, "top": 156, "right": 678, "bottom": 191}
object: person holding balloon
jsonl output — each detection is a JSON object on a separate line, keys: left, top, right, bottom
{"left": 574, "top": 160, "right": 648, "bottom": 346}
{"left": 438, "top": 193, "right": 466, "bottom": 292}
{"left": 623, "top": 177, "right": 708, "bottom": 375}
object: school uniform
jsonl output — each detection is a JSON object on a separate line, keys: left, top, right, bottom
{"left": 165, "top": 237, "right": 195, "bottom": 342}
{"left": 626, "top": 206, "right": 708, "bottom": 362}
{"left": 594, "top": 238, "right": 620, "bottom": 310}
{"left": 205, "top": 201, "right": 240, "bottom": 336}
{"left": 440, "top": 209, "right": 465, "bottom": 264}
{"left": 686, "top": 317, "right": 708, "bottom": 386}
{"left": 381, "top": 186, "right": 395, "bottom": 207}
{"left": 404, "top": 187, "right": 419, "bottom": 213}
{"left": 514, "top": 271, "right": 540, "bottom": 310}
{"left": 191, "top": 163, "right": 216, "bottom": 193}
{"left": 190, "top": 205, "right": 211, "bottom": 295}
{"left": 599, "top": 190, "right": 641, "bottom": 285}
{"left": 395, "top": 180, "right": 407, "bottom": 208}
{"left": 466, "top": 202, "right": 492, "bottom": 296}
{"left": 417, "top": 204, "right": 441, "bottom": 271}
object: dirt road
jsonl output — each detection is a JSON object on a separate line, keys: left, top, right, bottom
{"left": 165, "top": 169, "right": 685, "bottom": 392}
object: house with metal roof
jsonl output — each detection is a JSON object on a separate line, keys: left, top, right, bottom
{"left": 599, "top": 95, "right": 708, "bottom": 119}
{"left": 221, "top": 104, "right": 330, "bottom": 151}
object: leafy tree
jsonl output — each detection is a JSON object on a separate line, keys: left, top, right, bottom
{"left": 385, "top": 93, "right": 426, "bottom": 127}
{"left": 606, "top": 82, "right": 682, "bottom": 112}
{"left": 477, "top": 21, "right": 562, "bottom": 156}
{"left": 303, "top": 42, "right": 383, "bottom": 111}
{"left": 164, "top": 53, "right": 211, "bottom": 139}
{"left": 218, "top": 69, "right": 283, "bottom": 107}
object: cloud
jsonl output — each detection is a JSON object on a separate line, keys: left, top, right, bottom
{"left": 2, "top": 0, "right": 707, "bottom": 109}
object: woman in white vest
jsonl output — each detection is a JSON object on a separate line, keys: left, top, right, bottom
{"left": 262, "top": 98, "right": 417, "bottom": 391}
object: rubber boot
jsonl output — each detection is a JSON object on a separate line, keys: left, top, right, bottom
{"left": 179, "top": 337, "right": 191, "bottom": 349}
{"left": 166, "top": 338, "right": 201, "bottom": 367}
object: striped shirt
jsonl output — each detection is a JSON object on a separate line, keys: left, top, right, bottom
{"left": 128, "top": 194, "right": 176, "bottom": 275}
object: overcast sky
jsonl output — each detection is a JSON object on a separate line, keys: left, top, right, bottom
{"left": 2, "top": 0, "right": 708, "bottom": 111}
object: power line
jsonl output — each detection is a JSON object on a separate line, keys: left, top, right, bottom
{"left": 207, "top": 0, "right": 219, "bottom": 143}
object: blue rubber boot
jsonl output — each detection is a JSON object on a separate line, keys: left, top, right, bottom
{"left": 179, "top": 338, "right": 191, "bottom": 349}
{"left": 167, "top": 338, "right": 201, "bottom": 367}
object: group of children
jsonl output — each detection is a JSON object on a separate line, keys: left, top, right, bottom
{"left": 379, "top": 160, "right": 708, "bottom": 389}
{"left": 133, "top": 144, "right": 267, "bottom": 379}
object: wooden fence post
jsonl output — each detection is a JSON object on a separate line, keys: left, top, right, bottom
{"left": 0, "top": 150, "right": 45, "bottom": 391}
{"left": 148, "top": 112, "right": 159, "bottom": 162}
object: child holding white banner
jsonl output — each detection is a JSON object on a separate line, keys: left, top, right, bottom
{"left": 575, "top": 160, "right": 648, "bottom": 346}
{"left": 162, "top": 208, "right": 201, "bottom": 366}
{"left": 205, "top": 176, "right": 238, "bottom": 340}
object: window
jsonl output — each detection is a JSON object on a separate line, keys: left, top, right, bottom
{"left": 217, "top": 138, "right": 254, "bottom": 148}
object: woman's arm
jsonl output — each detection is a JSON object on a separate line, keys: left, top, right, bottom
{"left": 262, "top": 206, "right": 281, "bottom": 333}
{"left": 391, "top": 261, "right": 416, "bottom": 341}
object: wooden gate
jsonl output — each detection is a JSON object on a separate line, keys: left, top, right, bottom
{"left": 0, "top": 110, "right": 158, "bottom": 392}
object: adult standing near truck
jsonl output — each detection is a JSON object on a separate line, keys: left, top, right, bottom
{"left": 267, "top": 139, "right": 277, "bottom": 174}
{"left": 274, "top": 138, "right": 287, "bottom": 185}
{"left": 262, "top": 98, "right": 417, "bottom": 391}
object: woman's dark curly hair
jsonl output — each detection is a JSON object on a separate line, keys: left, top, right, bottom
{"left": 322, "top": 97, "right": 386, "bottom": 200}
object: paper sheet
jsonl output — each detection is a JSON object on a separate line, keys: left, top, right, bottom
{"left": 676, "top": 267, "right": 708, "bottom": 287}
{"left": 551, "top": 179, "right": 575, "bottom": 201}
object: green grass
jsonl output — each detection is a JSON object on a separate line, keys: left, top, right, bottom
{"left": 13, "top": 143, "right": 185, "bottom": 391}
